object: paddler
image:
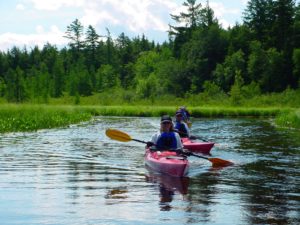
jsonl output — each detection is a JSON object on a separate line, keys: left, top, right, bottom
{"left": 174, "top": 110, "right": 190, "bottom": 138}
{"left": 146, "top": 115, "right": 183, "bottom": 150}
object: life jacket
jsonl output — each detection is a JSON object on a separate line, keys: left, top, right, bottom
{"left": 156, "top": 132, "right": 177, "bottom": 150}
{"left": 175, "top": 122, "right": 188, "bottom": 137}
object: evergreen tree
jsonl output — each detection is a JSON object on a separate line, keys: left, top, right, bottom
{"left": 116, "top": 33, "right": 134, "bottom": 87}
{"left": 243, "top": 0, "right": 275, "bottom": 47}
{"left": 292, "top": 48, "right": 300, "bottom": 87}
{"left": 169, "top": 0, "right": 203, "bottom": 57}
{"left": 85, "top": 25, "right": 101, "bottom": 71}
{"left": 293, "top": 3, "right": 300, "bottom": 48}
{"left": 4, "top": 67, "right": 27, "bottom": 102}
{"left": 64, "top": 19, "right": 84, "bottom": 56}
{"left": 52, "top": 56, "right": 65, "bottom": 97}
{"left": 271, "top": 0, "right": 295, "bottom": 51}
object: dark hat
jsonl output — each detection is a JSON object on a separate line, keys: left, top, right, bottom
{"left": 161, "top": 115, "right": 172, "bottom": 123}
{"left": 175, "top": 110, "right": 182, "bottom": 116}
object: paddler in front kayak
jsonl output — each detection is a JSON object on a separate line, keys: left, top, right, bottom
{"left": 146, "top": 115, "right": 183, "bottom": 150}
{"left": 174, "top": 110, "right": 190, "bottom": 138}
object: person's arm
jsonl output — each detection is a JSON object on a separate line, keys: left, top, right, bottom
{"left": 183, "top": 123, "right": 190, "bottom": 137}
{"left": 174, "top": 132, "right": 183, "bottom": 149}
{"left": 146, "top": 132, "right": 159, "bottom": 148}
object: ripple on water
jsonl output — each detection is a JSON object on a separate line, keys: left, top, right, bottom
{"left": 0, "top": 117, "right": 299, "bottom": 225}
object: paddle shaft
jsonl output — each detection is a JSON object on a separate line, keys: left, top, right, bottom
{"left": 132, "top": 139, "right": 148, "bottom": 144}
{"left": 182, "top": 151, "right": 209, "bottom": 160}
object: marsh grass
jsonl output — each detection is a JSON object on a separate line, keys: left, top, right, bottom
{"left": 275, "top": 109, "right": 300, "bottom": 129}
{"left": 0, "top": 104, "right": 297, "bottom": 133}
{"left": 0, "top": 104, "right": 91, "bottom": 133}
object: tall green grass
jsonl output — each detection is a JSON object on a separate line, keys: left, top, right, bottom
{"left": 43, "top": 88, "right": 300, "bottom": 108}
{"left": 275, "top": 109, "right": 300, "bottom": 129}
{"left": 0, "top": 104, "right": 91, "bottom": 133}
{"left": 78, "top": 105, "right": 284, "bottom": 117}
{"left": 0, "top": 104, "right": 298, "bottom": 133}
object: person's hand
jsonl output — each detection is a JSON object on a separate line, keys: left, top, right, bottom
{"left": 146, "top": 142, "right": 154, "bottom": 147}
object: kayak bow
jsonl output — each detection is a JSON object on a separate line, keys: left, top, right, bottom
{"left": 145, "top": 148, "right": 189, "bottom": 177}
{"left": 181, "top": 138, "right": 214, "bottom": 154}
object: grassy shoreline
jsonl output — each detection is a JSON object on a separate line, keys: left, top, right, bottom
{"left": 0, "top": 104, "right": 298, "bottom": 133}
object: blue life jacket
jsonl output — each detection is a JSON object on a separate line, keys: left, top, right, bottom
{"left": 175, "top": 122, "right": 188, "bottom": 137}
{"left": 156, "top": 132, "right": 177, "bottom": 150}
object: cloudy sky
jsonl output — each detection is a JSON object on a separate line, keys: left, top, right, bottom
{"left": 0, "top": 0, "right": 249, "bottom": 51}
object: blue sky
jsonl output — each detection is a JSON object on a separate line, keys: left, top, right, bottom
{"left": 0, "top": 0, "right": 251, "bottom": 51}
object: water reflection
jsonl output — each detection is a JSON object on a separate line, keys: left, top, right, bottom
{"left": 145, "top": 168, "right": 189, "bottom": 211}
{"left": 0, "top": 117, "right": 299, "bottom": 225}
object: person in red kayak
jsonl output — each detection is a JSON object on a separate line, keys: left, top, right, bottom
{"left": 174, "top": 110, "right": 190, "bottom": 138}
{"left": 146, "top": 115, "right": 183, "bottom": 150}
{"left": 178, "top": 106, "right": 191, "bottom": 123}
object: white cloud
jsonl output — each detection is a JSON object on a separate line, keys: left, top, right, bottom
{"left": 35, "top": 25, "right": 45, "bottom": 34}
{"left": 0, "top": 26, "right": 67, "bottom": 51}
{"left": 79, "top": 0, "right": 174, "bottom": 33}
{"left": 16, "top": 4, "right": 25, "bottom": 10}
{"left": 0, "top": 0, "right": 245, "bottom": 51}
{"left": 29, "top": 0, "right": 84, "bottom": 11}
{"left": 210, "top": 2, "right": 241, "bottom": 28}
{"left": 27, "top": 0, "right": 175, "bottom": 33}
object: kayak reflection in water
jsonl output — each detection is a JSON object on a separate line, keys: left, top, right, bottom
{"left": 146, "top": 115, "right": 183, "bottom": 150}
{"left": 145, "top": 172, "right": 189, "bottom": 211}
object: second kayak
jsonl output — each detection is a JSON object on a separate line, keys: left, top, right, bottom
{"left": 181, "top": 138, "right": 214, "bottom": 154}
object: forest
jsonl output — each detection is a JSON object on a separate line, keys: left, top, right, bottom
{"left": 0, "top": 0, "right": 300, "bottom": 106}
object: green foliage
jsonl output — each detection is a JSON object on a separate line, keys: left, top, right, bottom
{"left": 275, "top": 109, "right": 300, "bottom": 129}
{"left": 96, "top": 64, "right": 120, "bottom": 91}
{"left": 0, "top": 104, "right": 91, "bottom": 133}
{"left": 214, "top": 50, "right": 246, "bottom": 91}
{"left": 64, "top": 19, "right": 84, "bottom": 52}
{"left": 202, "top": 81, "right": 226, "bottom": 99}
{"left": 247, "top": 41, "right": 266, "bottom": 82}
{"left": 230, "top": 70, "right": 244, "bottom": 105}
{"left": 1, "top": 2, "right": 300, "bottom": 104}
{"left": 293, "top": 48, "right": 300, "bottom": 86}
{"left": 241, "top": 81, "right": 261, "bottom": 98}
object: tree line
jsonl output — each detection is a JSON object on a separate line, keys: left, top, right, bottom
{"left": 0, "top": 0, "right": 300, "bottom": 103}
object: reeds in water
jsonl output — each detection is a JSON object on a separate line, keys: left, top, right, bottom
{"left": 0, "top": 104, "right": 91, "bottom": 133}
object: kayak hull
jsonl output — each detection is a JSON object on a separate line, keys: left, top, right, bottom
{"left": 144, "top": 149, "right": 189, "bottom": 177}
{"left": 181, "top": 138, "right": 214, "bottom": 154}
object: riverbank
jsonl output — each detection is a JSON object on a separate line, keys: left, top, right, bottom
{"left": 0, "top": 104, "right": 299, "bottom": 133}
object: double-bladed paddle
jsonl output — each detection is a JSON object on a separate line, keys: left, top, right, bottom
{"left": 105, "top": 128, "right": 233, "bottom": 167}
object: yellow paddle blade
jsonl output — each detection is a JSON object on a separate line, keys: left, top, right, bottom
{"left": 105, "top": 129, "right": 132, "bottom": 142}
{"left": 209, "top": 158, "right": 233, "bottom": 167}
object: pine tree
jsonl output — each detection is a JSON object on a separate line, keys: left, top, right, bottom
{"left": 64, "top": 19, "right": 84, "bottom": 55}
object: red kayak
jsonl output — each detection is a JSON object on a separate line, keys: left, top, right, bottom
{"left": 144, "top": 148, "right": 189, "bottom": 177}
{"left": 181, "top": 138, "right": 214, "bottom": 154}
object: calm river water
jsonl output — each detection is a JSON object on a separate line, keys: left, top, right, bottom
{"left": 0, "top": 117, "right": 299, "bottom": 225}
